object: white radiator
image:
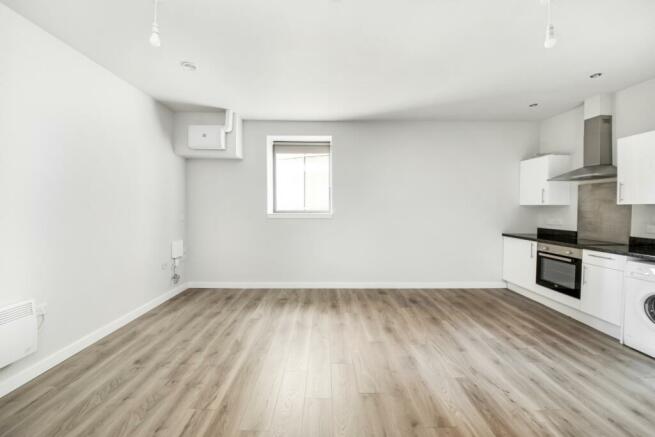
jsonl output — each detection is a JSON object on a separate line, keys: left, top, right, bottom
{"left": 0, "top": 300, "right": 37, "bottom": 369}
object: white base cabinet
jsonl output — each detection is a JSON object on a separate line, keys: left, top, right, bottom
{"left": 503, "top": 237, "right": 625, "bottom": 339}
{"left": 617, "top": 130, "right": 655, "bottom": 205}
{"left": 581, "top": 263, "right": 623, "bottom": 325}
{"left": 502, "top": 237, "right": 536, "bottom": 291}
{"left": 519, "top": 154, "right": 571, "bottom": 205}
{"left": 580, "top": 250, "right": 626, "bottom": 326}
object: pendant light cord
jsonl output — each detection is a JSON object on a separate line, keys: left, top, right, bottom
{"left": 546, "top": 0, "right": 552, "bottom": 27}
{"left": 152, "top": 0, "right": 159, "bottom": 27}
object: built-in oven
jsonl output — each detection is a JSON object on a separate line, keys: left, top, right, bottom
{"left": 536, "top": 243, "right": 583, "bottom": 299}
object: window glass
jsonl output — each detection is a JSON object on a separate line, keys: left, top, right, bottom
{"left": 273, "top": 144, "right": 330, "bottom": 213}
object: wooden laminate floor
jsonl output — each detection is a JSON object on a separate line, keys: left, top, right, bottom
{"left": 2, "top": 288, "right": 655, "bottom": 437}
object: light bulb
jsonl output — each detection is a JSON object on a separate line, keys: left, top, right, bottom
{"left": 149, "top": 23, "right": 161, "bottom": 47}
{"left": 544, "top": 24, "right": 557, "bottom": 48}
{"left": 149, "top": 31, "right": 161, "bottom": 47}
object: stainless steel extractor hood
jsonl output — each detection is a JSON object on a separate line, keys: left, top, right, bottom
{"left": 549, "top": 115, "right": 616, "bottom": 181}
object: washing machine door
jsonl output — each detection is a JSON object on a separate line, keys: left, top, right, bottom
{"left": 645, "top": 295, "right": 655, "bottom": 323}
{"left": 624, "top": 277, "right": 655, "bottom": 358}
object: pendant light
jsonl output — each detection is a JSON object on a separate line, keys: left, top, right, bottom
{"left": 149, "top": 0, "right": 161, "bottom": 47}
{"left": 542, "top": 0, "right": 557, "bottom": 48}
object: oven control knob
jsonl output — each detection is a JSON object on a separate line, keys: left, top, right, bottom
{"left": 566, "top": 251, "right": 572, "bottom": 254}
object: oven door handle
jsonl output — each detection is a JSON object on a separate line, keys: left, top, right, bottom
{"left": 539, "top": 253, "right": 575, "bottom": 263}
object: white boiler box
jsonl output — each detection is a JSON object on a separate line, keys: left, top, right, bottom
{"left": 188, "top": 125, "right": 225, "bottom": 150}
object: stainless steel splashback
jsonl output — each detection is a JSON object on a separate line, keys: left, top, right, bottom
{"left": 578, "top": 182, "right": 631, "bottom": 244}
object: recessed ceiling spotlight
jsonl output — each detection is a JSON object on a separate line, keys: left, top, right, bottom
{"left": 529, "top": 103, "right": 539, "bottom": 108}
{"left": 589, "top": 72, "right": 603, "bottom": 79}
{"left": 180, "top": 61, "right": 198, "bottom": 72}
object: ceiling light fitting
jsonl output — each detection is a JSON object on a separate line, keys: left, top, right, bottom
{"left": 529, "top": 103, "right": 539, "bottom": 108}
{"left": 180, "top": 61, "right": 198, "bottom": 71}
{"left": 542, "top": 0, "right": 557, "bottom": 49}
{"left": 590, "top": 72, "right": 603, "bottom": 79}
{"left": 149, "top": 0, "right": 161, "bottom": 47}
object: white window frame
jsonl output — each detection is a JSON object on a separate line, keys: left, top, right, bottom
{"left": 266, "top": 135, "right": 333, "bottom": 219}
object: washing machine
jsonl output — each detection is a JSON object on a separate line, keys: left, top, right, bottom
{"left": 623, "top": 260, "right": 655, "bottom": 358}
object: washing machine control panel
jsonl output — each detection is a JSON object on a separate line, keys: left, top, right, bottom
{"left": 625, "top": 260, "right": 655, "bottom": 279}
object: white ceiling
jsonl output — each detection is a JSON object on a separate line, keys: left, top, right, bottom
{"left": 4, "top": 0, "right": 655, "bottom": 120}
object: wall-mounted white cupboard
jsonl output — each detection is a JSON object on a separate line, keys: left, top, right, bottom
{"left": 519, "top": 155, "right": 571, "bottom": 205}
{"left": 617, "top": 130, "right": 655, "bottom": 205}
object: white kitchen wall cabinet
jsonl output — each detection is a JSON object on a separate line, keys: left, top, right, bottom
{"left": 519, "top": 155, "right": 571, "bottom": 205}
{"left": 502, "top": 237, "right": 536, "bottom": 290}
{"left": 617, "top": 130, "right": 655, "bottom": 205}
{"left": 580, "top": 251, "right": 626, "bottom": 325}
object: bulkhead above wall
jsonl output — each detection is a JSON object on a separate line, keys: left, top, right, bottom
{"left": 171, "top": 106, "right": 242, "bottom": 159}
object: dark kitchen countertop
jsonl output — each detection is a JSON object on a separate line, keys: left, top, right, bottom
{"left": 583, "top": 244, "right": 655, "bottom": 262}
{"left": 501, "top": 233, "right": 539, "bottom": 242}
{"left": 501, "top": 233, "right": 609, "bottom": 249}
{"left": 502, "top": 232, "right": 655, "bottom": 262}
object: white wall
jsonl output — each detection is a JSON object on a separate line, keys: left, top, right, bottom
{"left": 186, "top": 120, "right": 539, "bottom": 286}
{"left": 0, "top": 4, "right": 185, "bottom": 392}
{"left": 536, "top": 78, "right": 655, "bottom": 237}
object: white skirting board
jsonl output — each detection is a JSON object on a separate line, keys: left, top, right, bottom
{"left": 0, "top": 283, "right": 189, "bottom": 399}
{"left": 506, "top": 282, "right": 621, "bottom": 340}
{"left": 185, "top": 281, "right": 507, "bottom": 289}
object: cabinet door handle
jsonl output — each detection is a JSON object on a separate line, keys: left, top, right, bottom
{"left": 588, "top": 254, "right": 614, "bottom": 261}
{"left": 540, "top": 253, "right": 574, "bottom": 263}
{"left": 631, "top": 271, "right": 651, "bottom": 277}
{"left": 618, "top": 182, "right": 624, "bottom": 202}
{"left": 530, "top": 243, "right": 534, "bottom": 258}
{"left": 541, "top": 188, "right": 545, "bottom": 204}
{"left": 583, "top": 265, "right": 587, "bottom": 285}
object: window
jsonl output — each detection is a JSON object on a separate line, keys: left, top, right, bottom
{"left": 267, "top": 136, "right": 332, "bottom": 218}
